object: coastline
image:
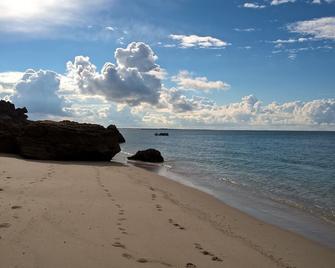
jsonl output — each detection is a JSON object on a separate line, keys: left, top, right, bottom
{"left": 119, "top": 150, "right": 335, "bottom": 249}
{"left": 1, "top": 155, "right": 334, "bottom": 267}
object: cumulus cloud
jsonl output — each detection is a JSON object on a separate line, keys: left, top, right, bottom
{"left": 1, "top": 40, "right": 334, "bottom": 130}
{"left": 212, "top": 97, "right": 335, "bottom": 126}
{"left": 242, "top": 3, "right": 266, "bottom": 9}
{"left": 169, "top": 34, "right": 229, "bottom": 48}
{"left": 0, "top": 72, "right": 23, "bottom": 95}
{"left": 171, "top": 71, "right": 229, "bottom": 91}
{"left": 158, "top": 88, "right": 215, "bottom": 113}
{"left": 288, "top": 17, "right": 335, "bottom": 40}
{"left": 11, "top": 69, "right": 67, "bottom": 116}
{"left": 142, "top": 94, "right": 335, "bottom": 128}
{"left": 66, "top": 42, "right": 162, "bottom": 106}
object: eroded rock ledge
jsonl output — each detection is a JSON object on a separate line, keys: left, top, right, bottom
{"left": 0, "top": 100, "right": 125, "bottom": 161}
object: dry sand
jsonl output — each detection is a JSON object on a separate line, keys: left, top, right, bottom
{"left": 0, "top": 154, "right": 334, "bottom": 268}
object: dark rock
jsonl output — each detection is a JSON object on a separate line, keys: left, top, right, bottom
{"left": 17, "top": 120, "right": 122, "bottom": 161}
{"left": 128, "top": 149, "right": 164, "bottom": 163}
{"left": 0, "top": 100, "right": 28, "bottom": 122}
{"left": 0, "top": 100, "right": 29, "bottom": 153}
{"left": 107, "top": 124, "right": 125, "bottom": 143}
{"left": 155, "top": 132, "right": 169, "bottom": 136}
{"left": 0, "top": 100, "right": 125, "bottom": 161}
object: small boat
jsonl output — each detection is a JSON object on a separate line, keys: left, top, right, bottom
{"left": 155, "top": 132, "right": 169, "bottom": 136}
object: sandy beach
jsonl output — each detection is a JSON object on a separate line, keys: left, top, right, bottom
{"left": 0, "top": 155, "right": 334, "bottom": 268}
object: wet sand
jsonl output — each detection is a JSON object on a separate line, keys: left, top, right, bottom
{"left": 0, "top": 155, "right": 334, "bottom": 267}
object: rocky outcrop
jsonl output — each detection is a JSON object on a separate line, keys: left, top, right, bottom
{"left": 128, "top": 149, "right": 164, "bottom": 163}
{"left": 0, "top": 100, "right": 28, "bottom": 153}
{"left": 17, "top": 121, "right": 123, "bottom": 161}
{"left": 0, "top": 100, "right": 28, "bottom": 122}
{"left": 0, "top": 100, "right": 125, "bottom": 161}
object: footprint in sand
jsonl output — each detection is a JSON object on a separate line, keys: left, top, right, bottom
{"left": 0, "top": 188, "right": 3, "bottom": 191}
{"left": 137, "top": 258, "right": 149, "bottom": 263}
{"left": 156, "top": 204, "right": 162, "bottom": 212}
{"left": 122, "top": 253, "right": 133, "bottom": 259}
{"left": 168, "top": 219, "right": 186, "bottom": 230}
{"left": 0, "top": 223, "right": 11, "bottom": 228}
{"left": 11, "top": 205, "right": 22, "bottom": 209}
{"left": 194, "top": 243, "right": 223, "bottom": 262}
{"left": 151, "top": 193, "right": 156, "bottom": 200}
{"left": 186, "top": 263, "right": 197, "bottom": 268}
{"left": 112, "top": 241, "right": 126, "bottom": 249}
{"left": 122, "top": 252, "right": 172, "bottom": 267}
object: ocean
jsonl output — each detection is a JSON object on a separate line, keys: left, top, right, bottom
{"left": 117, "top": 129, "right": 335, "bottom": 248}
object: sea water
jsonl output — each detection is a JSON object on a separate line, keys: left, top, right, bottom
{"left": 118, "top": 129, "right": 335, "bottom": 248}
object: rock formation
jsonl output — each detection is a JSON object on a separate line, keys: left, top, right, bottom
{"left": 128, "top": 148, "right": 164, "bottom": 163}
{"left": 0, "top": 100, "right": 29, "bottom": 153}
{"left": 0, "top": 100, "right": 125, "bottom": 161}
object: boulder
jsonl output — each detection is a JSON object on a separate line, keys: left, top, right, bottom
{"left": 0, "top": 100, "right": 125, "bottom": 161}
{"left": 18, "top": 120, "right": 123, "bottom": 161}
{"left": 128, "top": 149, "right": 164, "bottom": 163}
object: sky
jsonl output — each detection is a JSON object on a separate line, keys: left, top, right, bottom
{"left": 0, "top": 0, "right": 334, "bottom": 130}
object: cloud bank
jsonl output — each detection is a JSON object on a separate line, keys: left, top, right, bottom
{"left": 1, "top": 42, "right": 334, "bottom": 130}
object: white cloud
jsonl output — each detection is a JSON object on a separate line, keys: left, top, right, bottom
{"left": 1, "top": 41, "right": 335, "bottom": 130}
{"left": 243, "top": 3, "right": 266, "bottom": 9}
{"left": 11, "top": 69, "right": 67, "bottom": 116}
{"left": 0, "top": 0, "right": 110, "bottom": 34}
{"left": 311, "top": 0, "right": 335, "bottom": 3}
{"left": 272, "top": 37, "right": 311, "bottom": 44}
{"left": 271, "top": 0, "right": 296, "bottom": 5}
{"left": 142, "top": 94, "right": 335, "bottom": 129}
{"left": 288, "top": 17, "right": 335, "bottom": 40}
{"left": 0, "top": 72, "right": 23, "bottom": 94}
{"left": 158, "top": 88, "right": 215, "bottom": 113}
{"left": 66, "top": 42, "right": 163, "bottom": 106}
{"left": 105, "top": 26, "right": 116, "bottom": 31}
{"left": 169, "top": 34, "right": 229, "bottom": 48}
{"left": 171, "top": 71, "right": 229, "bottom": 91}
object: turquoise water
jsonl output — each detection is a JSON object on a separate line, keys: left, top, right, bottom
{"left": 118, "top": 129, "right": 335, "bottom": 248}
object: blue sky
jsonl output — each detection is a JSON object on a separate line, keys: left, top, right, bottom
{"left": 0, "top": 0, "right": 334, "bottom": 129}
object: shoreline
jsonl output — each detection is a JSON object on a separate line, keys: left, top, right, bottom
{"left": 1, "top": 155, "right": 334, "bottom": 267}
{"left": 161, "top": 165, "right": 335, "bottom": 249}
{"left": 120, "top": 152, "right": 335, "bottom": 250}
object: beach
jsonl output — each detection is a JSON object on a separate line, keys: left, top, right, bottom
{"left": 0, "top": 155, "right": 334, "bottom": 268}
